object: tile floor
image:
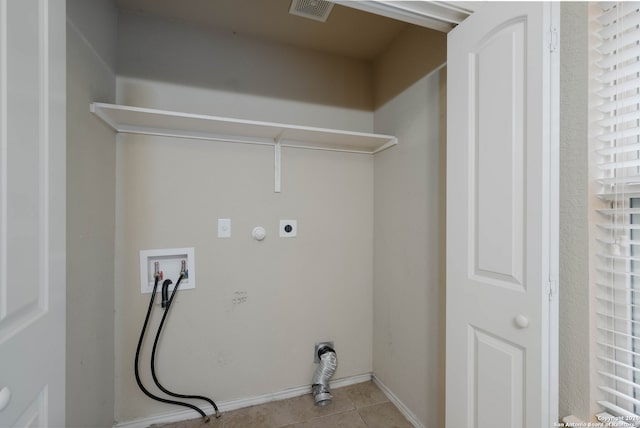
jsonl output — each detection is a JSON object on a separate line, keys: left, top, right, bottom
{"left": 152, "top": 381, "right": 414, "bottom": 428}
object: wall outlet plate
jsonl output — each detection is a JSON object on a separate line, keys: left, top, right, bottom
{"left": 280, "top": 219, "right": 297, "bottom": 238}
{"left": 139, "top": 247, "right": 196, "bottom": 294}
{"left": 218, "top": 218, "right": 231, "bottom": 238}
{"left": 314, "top": 341, "right": 334, "bottom": 363}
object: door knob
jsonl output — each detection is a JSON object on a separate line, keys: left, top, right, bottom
{"left": 514, "top": 314, "right": 529, "bottom": 329}
{"left": 0, "top": 387, "right": 11, "bottom": 411}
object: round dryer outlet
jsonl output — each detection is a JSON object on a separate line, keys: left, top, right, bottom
{"left": 279, "top": 220, "right": 297, "bottom": 238}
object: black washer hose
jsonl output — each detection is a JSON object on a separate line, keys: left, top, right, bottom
{"left": 151, "top": 273, "right": 221, "bottom": 417}
{"left": 134, "top": 276, "right": 211, "bottom": 422}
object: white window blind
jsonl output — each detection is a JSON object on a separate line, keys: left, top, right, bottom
{"left": 594, "top": 1, "right": 640, "bottom": 419}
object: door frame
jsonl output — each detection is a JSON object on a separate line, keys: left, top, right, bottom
{"left": 338, "top": 0, "right": 559, "bottom": 425}
{"left": 332, "top": 0, "right": 475, "bottom": 33}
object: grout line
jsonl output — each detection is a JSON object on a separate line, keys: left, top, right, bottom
{"left": 288, "top": 408, "right": 359, "bottom": 427}
{"left": 356, "top": 399, "right": 391, "bottom": 411}
{"left": 357, "top": 410, "right": 370, "bottom": 428}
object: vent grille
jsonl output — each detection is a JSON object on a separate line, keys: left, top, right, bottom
{"left": 289, "top": 0, "right": 334, "bottom": 22}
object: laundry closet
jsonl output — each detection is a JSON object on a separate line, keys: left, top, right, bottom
{"left": 67, "top": 0, "right": 448, "bottom": 426}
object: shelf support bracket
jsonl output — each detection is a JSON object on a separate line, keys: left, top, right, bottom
{"left": 274, "top": 132, "right": 283, "bottom": 193}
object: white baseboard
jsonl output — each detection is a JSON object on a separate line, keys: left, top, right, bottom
{"left": 114, "top": 373, "right": 372, "bottom": 428}
{"left": 372, "top": 375, "right": 425, "bottom": 428}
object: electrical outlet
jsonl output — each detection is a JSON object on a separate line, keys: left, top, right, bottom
{"left": 218, "top": 218, "right": 231, "bottom": 238}
{"left": 139, "top": 247, "right": 196, "bottom": 294}
{"left": 280, "top": 219, "right": 297, "bottom": 238}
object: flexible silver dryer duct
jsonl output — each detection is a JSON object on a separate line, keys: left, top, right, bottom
{"left": 312, "top": 345, "right": 337, "bottom": 406}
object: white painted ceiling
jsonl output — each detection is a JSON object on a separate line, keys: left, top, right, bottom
{"left": 114, "top": 0, "right": 412, "bottom": 60}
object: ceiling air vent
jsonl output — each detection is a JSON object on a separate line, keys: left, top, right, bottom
{"left": 289, "top": 0, "right": 335, "bottom": 22}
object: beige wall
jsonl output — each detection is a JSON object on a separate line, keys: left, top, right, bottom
{"left": 114, "top": 14, "right": 375, "bottom": 422}
{"left": 372, "top": 25, "right": 447, "bottom": 428}
{"left": 559, "top": 2, "right": 590, "bottom": 421}
{"left": 116, "top": 12, "right": 374, "bottom": 132}
{"left": 66, "top": 1, "right": 118, "bottom": 426}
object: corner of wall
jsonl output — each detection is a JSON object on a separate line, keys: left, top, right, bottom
{"left": 372, "top": 25, "right": 447, "bottom": 110}
{"left": 66, "top": 0, "right": 118, "bottom": 72}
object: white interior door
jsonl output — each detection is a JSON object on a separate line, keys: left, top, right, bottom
{"left": 446, "top": 2, "right": 559, "bottom": 427}
{"left": 0, "top": 0, "right": 66, "bottom": 426}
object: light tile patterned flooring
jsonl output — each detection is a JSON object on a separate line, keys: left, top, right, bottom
{"left": 152, "top": 381, "right": 413, "bottom": 428}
